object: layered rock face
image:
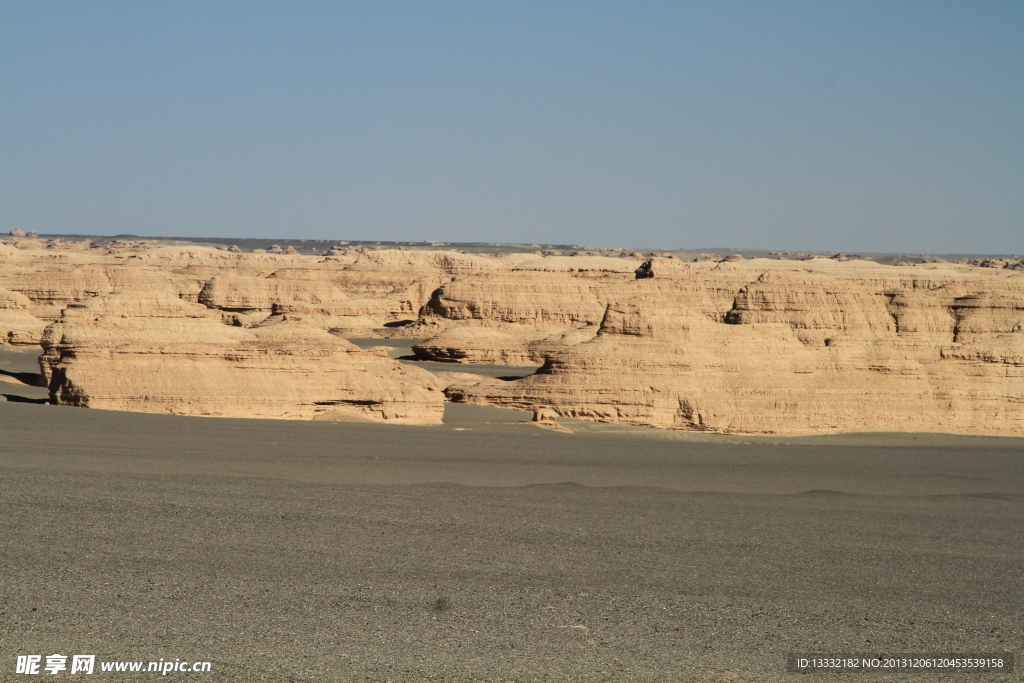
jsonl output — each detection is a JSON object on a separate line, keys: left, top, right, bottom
{"left": 0, "top": 288, "right": 46, "bottom": 345}
{"left": 411, "top": 260, "right": 641, "bottom": 362}
{"left": 447, "top": 259, "right": 1024, "bottom": 435}
{"left": 413, "top": 325, "right": 599, "bottom": 365}
{"left": 3, "top": 244, "right": 629, "bottom": 422}
{"left": 4, "top": 240, "right": 1023, "bottom": 435}
{"left": 183, "top": 248, "right": 570, "bottom": 333}
{"left": 39, "top": 288, "right": 445, "bottom": 423}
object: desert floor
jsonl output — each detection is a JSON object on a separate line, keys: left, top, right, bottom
{"left": 1, "top": 346, "right": 1021, "bottom": 682}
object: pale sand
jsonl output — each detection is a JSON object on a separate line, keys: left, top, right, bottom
{"left": 1, "top": 344, "right": 1022, "bottom": 681}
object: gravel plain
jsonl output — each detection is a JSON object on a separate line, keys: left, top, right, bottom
{"left": 1, "top": 346, "right": 1021, "bottom": 682}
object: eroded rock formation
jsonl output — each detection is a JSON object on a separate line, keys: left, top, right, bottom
{"left": 3, "top": 240, "right": 1022, "bottom": 434}
{"left": 447, "top": 259, "right": 1024, "bottom": 435}
{"left": 0, "top": 287, "right": 46, "bottom": 345}
{"left": 39, "top": 287, "right": 445, "bottom": 423}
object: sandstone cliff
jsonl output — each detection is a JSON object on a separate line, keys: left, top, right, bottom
{"left": 5, "top": 241, "right": 1023, "bottom": 435}
{"left": 0, "top": 288, "right": 46, "bottom": 345}
{"left": 410, "top": 266, "right": 638, "bottom": 362}
{"left": 446, "top": 259, "right": 1024, "bottom": 435}
{"left": 39, "top": 287, "right": 445, "bottom": 423}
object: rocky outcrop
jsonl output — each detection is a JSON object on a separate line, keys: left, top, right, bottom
{"left": 0, "top": 258, "right": 207, "bottom": 322}
{"left": 412, "top": 325, "right": 598, "bottom": 365}
{"left": 0, "top": 288, "right": 46, "bottom": 345}
{"left": 447, "top": 260, "right": 1024, "bottom": 435}
{"left": 409, "top": 268, "right": 638, "bottom": 363}
{"left": 420, "top": 272, "right": 635, "bottom": 328}
{"left": 6, "top": 241, "right": 1024, "bottom": 435}
{"left": 0, "top": 264, "right": 114, "bottom": 320}
{"left": 185, "top": 250, "right": 532, "bottom": 333}
{"left": 198, "top": 274, "right": 349, "bottom": 312}
{"left": 410, "top": 259, "right": 747, "bottom": 363}
{"left": 39, "top": 288, "right": 445, "bottom": 423}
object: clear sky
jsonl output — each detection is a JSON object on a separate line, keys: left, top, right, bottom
{"left": 2, "top": 1, "right": 1021, "bottom": 253}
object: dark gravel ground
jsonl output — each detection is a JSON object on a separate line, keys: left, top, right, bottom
{"left": 1, "top": 364, "right": 1022, "bottom": 681}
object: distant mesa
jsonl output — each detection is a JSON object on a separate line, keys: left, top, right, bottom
{"left": 1, "top": 236, "right": 1022, "bottom": 435}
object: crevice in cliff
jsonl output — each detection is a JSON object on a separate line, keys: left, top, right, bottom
{"left": 884, "top": 292, "right": 901, "bottom": 335}
{"left": 722, "top": 273, "right": 768, "bottom": 324}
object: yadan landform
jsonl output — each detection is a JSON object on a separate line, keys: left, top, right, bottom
{"left": 2, "top": 233, "right": 1022, "bottom": 435}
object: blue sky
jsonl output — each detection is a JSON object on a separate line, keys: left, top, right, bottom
{"left": 2, "top": 1, "right": 1021, "bottom": 253}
